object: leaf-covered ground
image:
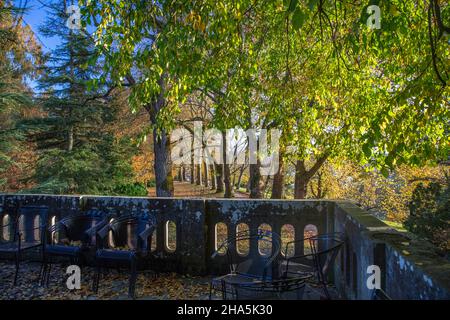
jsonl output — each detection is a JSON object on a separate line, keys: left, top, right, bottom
{"left": 0, "top": 261, "right": 338, "bottom": 300}
{"left": 0, "top": 261, "right": 215, "bottom": 300}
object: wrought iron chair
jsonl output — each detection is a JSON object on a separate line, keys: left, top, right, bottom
{"left": 372, "top": 288, "right": 392, "bottom": 300}
{"left": 210, "top": 228, "right": 309, "bottom": 300}
{"left": 92, "top": 214, "right": 156, "bottom": 299}
{"left": 0, "top": 205, "right": 49, "bottom": 285}
{"left": 280, "top": 232, "right": 344, "bottom": 299}
{"left": 40, "top": 210, "right": 108, "bottom": 286}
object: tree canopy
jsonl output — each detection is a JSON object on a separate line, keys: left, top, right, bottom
{"left": 82, "top": 0, "right": 449, "bottom": 179}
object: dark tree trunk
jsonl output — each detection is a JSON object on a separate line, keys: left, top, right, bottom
{"left": 249, "top": 161, "right": 262, "bottom": 198}
{"left": 263, "top": 175, "right": 271, "bottom": 197}
{"left": 310, "top": 170, "right": 327, "bottom": 198}
{"left": 177, "top": 166, "right": 183, "bottom": 182}
{"left": 236, "top": 165, "right": 245, "bottom": 191}
{"left": 182, "top": 166, "right": 186, "bottom": 181}
{"left": 195, "top": 164, "right": 202, "bottom": 185}
{"left": 209, "top": 164, "right": 216, "bottom": 190}
{"left": 271, "top": 156, "right": 284, "bottom": 199}
{"left": 153, "top": 129, "right": 174, "bottom": 197}
{"left": 224, "top": 165, "right": 233, "bottom": 197}
{"left": 67, "top": 125, "right": 74, "bottom": 151}
{"left": 147, "top": 73, "right": 173, "bottom": 197}
{"left": 214, "top": 163, "right": 224, "bottom": 192}
{"left": 248, "top": 129, "right": 262, "bottom": 198}
{"left": 294, "top": 156, "right": 328, "bottom": 199}
{"left": 190, "top": 144, "right": 195, "bottom": 184}
{"left": 202, "top": 161, "right": 209, "bottom": 187}
{"left": 294, "top": 160, "right": 308, "bottom": 199}
{"left": 223, "top": 132, "right": 233, "bottom": 198}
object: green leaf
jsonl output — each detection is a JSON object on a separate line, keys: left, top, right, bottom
{"left": 308, "top": 0, "right": 319, "bottom": 11}
{"left": 363, "top": 144, "right": 372, "bottom": 158}
{"left": 287, "top": 0, "right": 298, "bottom": 13}
{"left": 292, "top": 8, "right": 307, "bottom": 30}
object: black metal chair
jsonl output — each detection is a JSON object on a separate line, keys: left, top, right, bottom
{"left": 219, "top": 274, "right": 311, "bottom": 300}
{"left": 210, "top": 228, "right": 309, "bottom": 300}
{"left": 40, "top": 210, "right": 108, "bottom": 286}
{"left": 372, "top": 288, "right": 392, "bottom": 300}
{"left": 92, "top": 214, "right": 156, "bottom": 299}
{"left": 280, "top": 232, "right": 344, "bottom": 299}
{"left": 0, "top": 205, "right": 49, "bottom": 285}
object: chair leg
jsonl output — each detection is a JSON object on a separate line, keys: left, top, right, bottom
{"left": 221, "top": 280, "right": 226, "bottom": 300}
{"left": 209, "top": 282, "right": 214, "bottom": 300}
{"left": 38, "top": 261, "right": 44, "bottom": 282}
{"left": 13, "top": 252, "right": 20, "bottom": 286}
{"left": 117, "top": 262, "right": 121, "bottom": 274}
{"left": 46, "top": 261, "right": 52, "bottom": 287}
{"left": 128, "top": 260, "right": 137, "bottom": 299}
{"left": 93, "top": 260, "right": 101, "bottom": 293}
{"left": 322, "top": 282, "right": 331, "bottom": 300}
{"left": 40, "top": 264, "right": 48, "bottom": 286}
{"left": 39, "top": 255, "right": 48, "bottom": 286}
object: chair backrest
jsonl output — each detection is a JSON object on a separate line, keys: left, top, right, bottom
{"left": 15, "top": 206, "right": 49, "bottom": 244}
{"left": 47, "top": 210, "right": 107, "bottom": 246}
{"left": 309, "top": 233, "right": 344, "bottom": 281}
{"left": 214, "top": 229, "right": 281, "bottom": 281}
{"left": 97, "top": 214, "right": 156, "bottom": 252}
{"left": 281, "top": 232, "right": 344, "bottom": 281}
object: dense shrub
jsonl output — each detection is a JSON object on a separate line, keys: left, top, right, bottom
{"left": 404, "top": 181, "right": 450, "bottom": 254}
{"left": 113, "top": 182, "right": 148, "bottom": 197}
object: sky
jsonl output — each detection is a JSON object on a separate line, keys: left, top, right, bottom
{"left": 16, "top": 0, "right": 61, "bottom": 53}
{"left": 14, "top": 0, "right": 64, "bottom": 91}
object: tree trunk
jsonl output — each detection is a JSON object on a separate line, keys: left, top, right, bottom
{"left": 202, "top": 161, "right": 209, "bottom": 187}
{"left": 223, "top": 132, "right": 233, "bottom": 198}
{"left": 294, "top": 156, "right": 328, "bottom": 199}
{"left": 214, "top": 163, "right": 224, "bottom": 193}
{"left": 182, "top": 166, "right": 186, "bottom": 181}
{"left": 190, "top": 144, "right": 195, "bottom": 184}
{"left": 263, "top": 175, "right": 271, "bottom": 197}
{"left": 249, "top": 161, "right": 262, "bottom": 198}
{"left": 209, "top": 164, "right": 216, "bottom": 190}
{"left": 148, "top": 73, "right": 173, "bottom": 197}
{"left": 177, "top": 166, "right": 183, "bottom": 182}
{"left": 271, "top": 156, "right": 284, "bottom": 199}
{"left": 294, "top": 160, "right": 307, "bottom": 199}
{"left": 195, "top": 164, "right": 202, "bottom": 185}
{"left": 153, "top": 129, "right": 174, "bottom": 197}
{"left": 236, "top": 165, "right": 245, "bottom": 191}
{"left": 67, "top": 125, "right": 74, "bottom": 152}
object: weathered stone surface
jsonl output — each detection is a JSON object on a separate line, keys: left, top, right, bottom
{"left": 0, "top": 194, "right": 449, "bottom": 299}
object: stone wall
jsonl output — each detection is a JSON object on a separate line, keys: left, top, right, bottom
{"left": 0, "top": 194, "right": 449, "bottom": 299}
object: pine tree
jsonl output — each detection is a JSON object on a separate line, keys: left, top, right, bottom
{"left": 27, "top": 0, "right": 142, "bottom": 195}
{"left": 0, "top": 1, "right": 41, "bottom": 190}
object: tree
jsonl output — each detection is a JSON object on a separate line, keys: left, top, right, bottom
{"left": 82, "top": 0, "right": 449, "bottom": 199}
{"left": 82, "top": 1, "right": 190, "bottom": 196}
{"left": 25, "top": 0, "right": 140, "bottom": 195}
{"left": 405, "top": 180, "right": 449, "bottom": 254}
{"left": 0, "top": 1, "right": 41, "bottom": 191}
